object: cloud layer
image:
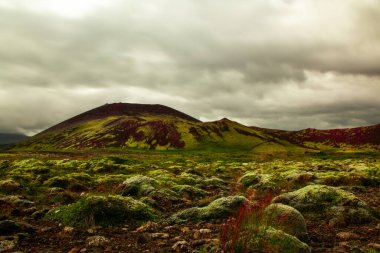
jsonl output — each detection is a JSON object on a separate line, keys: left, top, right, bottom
{"left": 1, "top": 0, "right": 380, "bottom": 135}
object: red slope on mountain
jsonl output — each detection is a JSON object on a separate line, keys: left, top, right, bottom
{"left": 251, "top": 124, "right": 380, "bottom": 149}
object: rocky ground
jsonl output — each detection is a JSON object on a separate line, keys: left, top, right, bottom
{"left": 0, "top": 152, "right": 379, "bottom": 252}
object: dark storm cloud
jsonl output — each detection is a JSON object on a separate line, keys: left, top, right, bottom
{"left": 0, "top": 0, "right": 380, "bottom": 135}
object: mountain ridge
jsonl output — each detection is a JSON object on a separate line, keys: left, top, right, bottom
{"left": 14, "top": 103, "right": 379, "bottom": 152}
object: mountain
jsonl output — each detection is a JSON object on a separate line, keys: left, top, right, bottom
{"left": 0, "top": 133, "right": 28, "bottom": 145}
{"left": 0, "top": 133, "right": 28, "bottom": 149}
{"left": 15, "top": 103, "right": 301, "bottom": 151}
{"left": 15, "top": 103, "right": 379, "bottom": 152}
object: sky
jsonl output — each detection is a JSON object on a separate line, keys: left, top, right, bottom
{"left": 0, "top": 0, "right": 380, "bottom": 136}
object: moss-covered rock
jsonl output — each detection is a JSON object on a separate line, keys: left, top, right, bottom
{"left": 0, "top": 195, "right": 34, "bottom": 217}
{"left": 45, "top": 195, "right": 155, "bottom": 227}
{"left": 47, "top": 189, "right": 79, "bottom": 205}
{"left": 121, "top": 175, "right": 157, "bottom": 197}
{"left": 170, "top": 195, "right": 247, "bottom": 223}
{"left": 177, "top": 172, "right": 200, "bottom": 185}
{"left": 264, "top": 203, "right": 308, "bottom": 241}
{"left": 238, "top": 173, "right": 261, "bottom": 188}
{"left": 223, "top": 226, "right": 310, "bottom": 253}
{"left": 239, "top": 173, "right": 279, "bottom": 192}
{"left": 43, "top": 176, "right": 72, "bottom": 189}
{"left": 0, "top": 195, "right": 34, "bottom": 207}
{"left": 173, "top": 185, "right": 208, "bottom": 199}
{"left": 256, "top": 227, "right": 311, "bottom": 253}
{"left": 0, "top": 180, "right": 20, "bottom": 193}
{"left": 43, "top": 175, "right": 89, "bottom": 192}
{"left": 200, "top": 177, "right": 227, "bottom": 189}
{"left": 273, "top": 184, "right": 373, "bottom": 225}
{"left": 250, "top": 174, "right": 279, "bottom": 192}
{"left": 121, "top": 175, "right": 180, "bottom": 209}
{"left": 95, "top": 174, "right": 127, "bottom": 186}
{"left": 284, "top": 171, "right": 315, "bottom": 185}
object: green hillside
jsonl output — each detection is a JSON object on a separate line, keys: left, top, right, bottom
{"left": 14, "top": 103, "right": 379, "bottom": 153}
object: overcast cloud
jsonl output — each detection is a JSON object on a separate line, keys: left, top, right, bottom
{"left": 1, "top": 0, "right": 380, "bottom": 135}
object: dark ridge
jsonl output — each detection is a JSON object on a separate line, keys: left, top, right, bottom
{"left": 39, "top": 103, "right": 201, "bottom": 134}
{"left": 0, "top": 133, "right": 28, "bottom": 145}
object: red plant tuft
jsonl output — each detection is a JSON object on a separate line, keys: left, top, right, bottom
{"left": 221, "top": 193, "right": 273, "bottom": 253}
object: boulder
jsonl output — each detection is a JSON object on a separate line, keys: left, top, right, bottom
{"left": 264, "top": 203, "right": 308, "bottom": 241}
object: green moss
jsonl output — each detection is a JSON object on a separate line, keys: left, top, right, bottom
{"left": 264, "top": 203, "right": 308, "bottom": 241}
{"left": 223, "top": 226, "right": 310, "bottom": 253}
{"left": 121, "top": 175, "right": 157, "bottom": 197}
{"left": 201, "top": 177, "right": 227, "bottom": 189}
{"left": 283, "top": 171, "right": 315, "bottom": 185}
{"left": 258, "top": 227, "right": 311, "bottom": 253}
{"left": 0, "top": 195, "right": 34, "bottom": 207}
{"left": 273, "top": 184, "right": 373, "bottom": 224}
{"left": 0, "top": 179, "right": 20, "bottom": 193}
{"left": 170, "top": 195, "right": 247, "bottom": 223}
{"left": 172, "top": 185, "right": 208, "bottom": 199}
{"left": 121, "top": 175, "right": 180, "bottom": 207}
{"left": 238, "top": 173, "right": 261, "bottom": 188}
{"left": 45, "top": 195, "right": 155, "bottom": 227}
{"left": 274, "top": 184, "right": 359, "bottom": 210}
{"left": 95, "top": 174, "right": 127, "bottom": 186}
{"left": 177, "top": 172, "right": 200, "bottom": 185}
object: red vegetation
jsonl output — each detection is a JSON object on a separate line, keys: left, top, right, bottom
{"left": 221, "top": 193, "right": 273, "bottom": 252}
{"left": 252, "top": 124, "right": 380, "bottom": 148}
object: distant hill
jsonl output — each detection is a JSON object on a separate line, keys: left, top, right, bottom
{"left": 250, "top": 125, "right": 380, "bottom": 151}
{"left": 0, "top": 133, "right": 28, "bottom": 150}
{"left": 14, "top": 103, "right": 380, "bottom": 152}
{"left": 0, "top": 133, "right": 28, "bottom": 145}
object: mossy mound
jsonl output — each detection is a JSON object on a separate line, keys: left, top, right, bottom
{"left": 172, "top": 185, "right": 207, "bottom": 199}
{"left": 224, "top": 226, "right": 310, "bottom": 253}
{"left": 0, "top": 195, "right": 34, "bottom": 207}
{"left": 0, "top": 195, "right": 34, "bottom": 217}
{"left": 177, "top": 172, "right": 201, "bottom": 185}
{"left": 43, "top": 175, "right": 89, "bottom": 192}
{"left": 264, "top": 203, "right": 308, "bottom": 241}
{"left": 0, "top": 179, "right": 20, "bottom": 193}
{"left": 256, "top": 227, "right": 311, "bottom": 253}
{"left": 45, "top": 195, "right": 155, "bottom": 227}
{"left": 121, "top": 175, "right": 157, "bottom": 197}
{"left": 238, "top": 173, "right": 261, "bottom": 188}
{"left": 239, "top": 173, "right": 278, "bottom": 192}
{"left": 284, "top": 171, "right": 315, "bottom": 185}
{"left": 273, "top": 184, "right": 373, "bottom": 225}
{"left": 121, "top": 175, "right": 180, "bottom": 208}
{"left": 170, "top": 195, "right": 247, "bottom": 223}
{"left": 200, "top": 177, "right": 227, "bottom": 190}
